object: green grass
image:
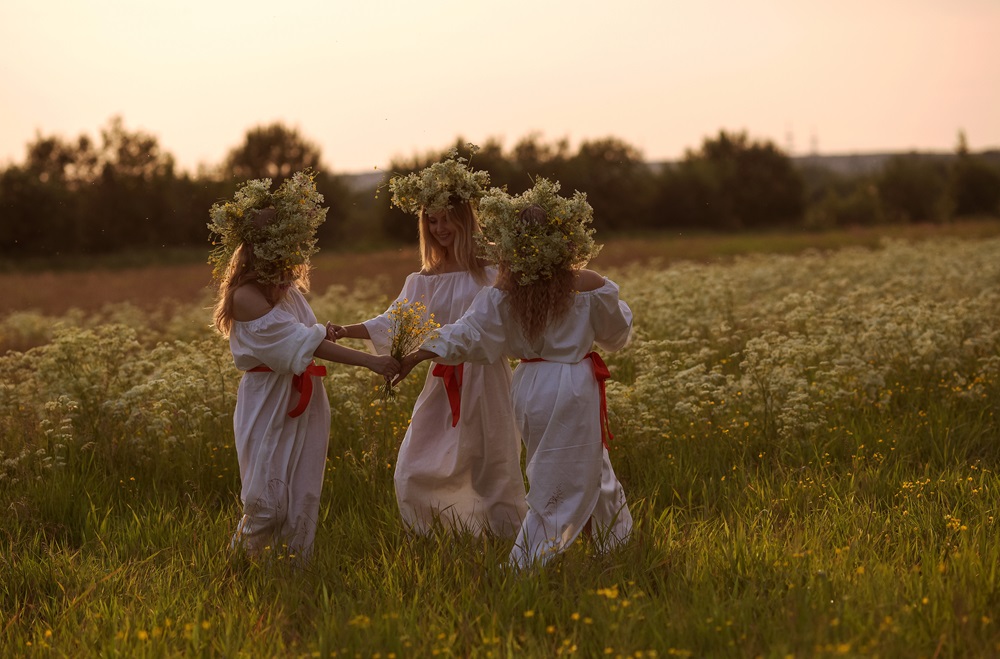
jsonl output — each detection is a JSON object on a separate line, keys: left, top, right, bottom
{"left": 2, "top": 233, "right": 1000, "bottom": 657}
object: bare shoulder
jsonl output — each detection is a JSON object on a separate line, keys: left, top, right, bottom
{"left": 231, "top": 284, "right": 274, "bottom": 322}
{"left": 573, "top": 269, "right": 606, "bottom": 293}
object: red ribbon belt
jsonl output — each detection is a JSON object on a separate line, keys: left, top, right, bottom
{"left": 248, "top": 361, "right": 328, "bottom": 418}
{"left": 520, "top": 351, "right": 614, "bottom": 449}
{"left": 431, "top": 363, "right": 464, "bottom": 427}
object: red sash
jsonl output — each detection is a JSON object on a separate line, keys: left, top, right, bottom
{"left": 431, "top": 363, "right": 465, "bottom": 427}
{"left": 520, "top": 352, "right": 614, "bottom": 449}
{"left": 247, "top": 361, "right": 327, "bottom": 418}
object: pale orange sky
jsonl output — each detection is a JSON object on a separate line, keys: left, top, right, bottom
{"left": 1, "top": 0, "right": 998, "bottom": 175}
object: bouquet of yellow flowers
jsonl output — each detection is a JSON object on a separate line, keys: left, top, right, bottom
{"left": 378, "top": 299, "right": 440, "bottom": 401}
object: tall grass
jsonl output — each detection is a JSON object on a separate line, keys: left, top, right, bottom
{"left": 2, "top": 236, "right": 999, "bottom": 657}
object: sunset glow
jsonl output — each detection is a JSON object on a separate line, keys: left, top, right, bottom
{"left": 1, "top": 0, "right": 998, "bottom": 174}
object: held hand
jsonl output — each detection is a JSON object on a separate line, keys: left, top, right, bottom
{"left": 392, "top": 350, "right": 425, "bottom": 386}
{"left": 325, "top": 322, "right": 348, "bottom": 342}
{"left": 370, "top": 355, "right": 400, "bottom": 380}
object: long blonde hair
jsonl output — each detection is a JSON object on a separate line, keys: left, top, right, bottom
{"left": 212, "top": 231, "right": 311, "bottom": 337}
{"left": 418, "top": 200, "right": 487, "bottom": 283}
{"left": 495, "top": 204, "right": 575, "bottom": 342}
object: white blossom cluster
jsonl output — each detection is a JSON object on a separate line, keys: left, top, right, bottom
{"left": 610, "top": 238, "right": 1000, "bottom": 454}
{"left": 0, "top": 237, "right": 997, "bottom": 491}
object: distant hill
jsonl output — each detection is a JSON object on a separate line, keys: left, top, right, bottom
{"left": 342, "top": 170, "right": 388, "bottom": 193}
{"left": 340, "top": 150, "right": 1000, "bottom": 190}
{"left": 792, "top": 152, "right": 952, "bottom": 175}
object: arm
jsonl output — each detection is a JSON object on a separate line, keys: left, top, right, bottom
{"left": 232, "top": 285, "right": 397, "bottom": 378}
{"left": 348, "top": 273, "right": 422, "bottom": 354}
{"left": 417, "top": 288, "right": 508, "bottom": 366}
{"left": 326, "top": 322, "right": 371, "bottom": 341}
{"left": 590, "top": 276, "right": 633, "bottom": 353}
{"left": 315, "top": 339, "right": 399, "bottom": 379}
{"left": 573, "top": 268, "right": 606, "bottom": 293}
{"left": 393, "top": 348, "right": 439, "bottom": 386}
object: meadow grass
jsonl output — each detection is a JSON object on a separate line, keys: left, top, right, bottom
{"left": 1, "top": 231, "right": 999, "bottom": 657}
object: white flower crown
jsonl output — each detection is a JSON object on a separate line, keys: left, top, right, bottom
{"left": 477, "top": 178, "right": 601, "bottom": 285}
{"left": 207, "top": 170, "right": 327, "bottom": 285}
{"left": 388, "top": 145, "right": 490, "bottom": 216}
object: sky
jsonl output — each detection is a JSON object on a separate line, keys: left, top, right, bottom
{"left": 1, "top": 0, "right": 998, "bottom": 175}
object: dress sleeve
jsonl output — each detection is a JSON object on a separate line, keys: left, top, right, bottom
{"left": 237, "top": 307, "right": 327, "bottom": 374}
{"left": 362, "top": 274, "right": 420, "bottom": 355}
{"left": 592, "top": 278, "right": 633, "bottom": 353}
{"left": 421, "top": 288, "right": 507, "bottom": 365}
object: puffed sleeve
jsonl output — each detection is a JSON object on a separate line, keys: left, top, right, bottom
{"left": 362, "top": 274, "right": 421, "bottom": 355}
{"left": 421, "top": 288, "right": 508, "bottom": 365}
{"left": 234, "top": 307, "right": 327, "bottom": 374}
{"left": 592, "top": 278, "right": 633, "bottom": 353}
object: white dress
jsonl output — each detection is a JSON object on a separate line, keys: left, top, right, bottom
{"left": 363, "top": 268, "right": 527, "bottom": 536}
{"left": 424, "top": 278, "right": 634, "bottom": 568}
{"left": 229, "top": 287, "right": 330, "bottom": 558}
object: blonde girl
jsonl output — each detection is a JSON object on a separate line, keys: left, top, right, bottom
{"left": 328, "top": 149, "right": 527, "bottom": 537}
{"left": 210, "top": 172, "right": 398, "bottom": 559}
{"left": 397, "top": 179, "right": 633, "bottom": 569}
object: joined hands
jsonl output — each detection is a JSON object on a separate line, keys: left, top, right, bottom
{"left": 325, "top": 322, "right": 348, "bottom": 342}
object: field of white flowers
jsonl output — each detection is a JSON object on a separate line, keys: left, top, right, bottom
{"left": 1, "top": 236, "right": 998, "bottom": 657}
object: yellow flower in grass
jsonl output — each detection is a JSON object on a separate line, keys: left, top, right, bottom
{"left": 596, "top": 585, "right": 619, "bottom": 599}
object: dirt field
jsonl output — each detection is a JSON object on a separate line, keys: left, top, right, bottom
{"left": 4, "top": 220, "right": 999, "bottom": 316}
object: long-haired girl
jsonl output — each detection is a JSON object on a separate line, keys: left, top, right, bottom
{"left": 327, "top": 149, "right": 527, "bottom": 537}
{"left": 210, "top": 172, "right": 399, "bottom": 559}
{"left": 397, "top": 178, "right": 633, "bottom": 569}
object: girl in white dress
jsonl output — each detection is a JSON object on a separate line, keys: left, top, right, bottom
{"left": 209, "top": 173, "right": 399, "bottom": 559}
{"left": 397, "top": 179, "right": 633, "bottom": 569}
{"left": 327, "top": 150, "right": 527, "bottom": 537}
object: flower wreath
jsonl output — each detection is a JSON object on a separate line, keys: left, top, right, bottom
{"left": 477, "top": 178, "right": 602, "bottom": 285}
{"left": 207, "top": 170, "right": 327, "bottom": 285}
{"left": 388, "top": 144, "right": 490, "bottom": 216}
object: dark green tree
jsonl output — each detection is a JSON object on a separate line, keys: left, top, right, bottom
{"left": 561, "top": 137, "right": 656, "bottom": 231}
{"left": 654, "top": 131, "right": 805, "bottom": 230}
{"left": 82, "top": 117, "right": 178, "bottom": 251}
{"left": 950, "top": 131, "right": 1000, "bottom": 217}
{"left": 222, "top": 123, "right": 323, "bottom": 183}
{"left": 0, "top": 133, "right": 99, "bottom": 255}
{"left": 221, "top": 122, "right": 355, "bottom": 250}
{"left": 652, "top": 159, "right": 726, "bottom": 229}
{"left": 0, "top": 165, "right": 70, "bottom": 255}
{"left": 506, "top": 133, "right": 571, "bottom": 192}
{"left": 877, "top": 154, "right": 951, "bottom": 223}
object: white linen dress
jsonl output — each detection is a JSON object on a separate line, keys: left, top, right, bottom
{"left": 228, "top": 287, "right": 330, "bottom": 558}
{"left": 363, "top": 268, "right": 527, "bottom": 536}
{"left": 423, "top": 277, "right": 634, "bottom": 568}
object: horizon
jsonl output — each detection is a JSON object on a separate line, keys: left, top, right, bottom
{"left": 2, "top": 0, "right": 998, "bottom": 176}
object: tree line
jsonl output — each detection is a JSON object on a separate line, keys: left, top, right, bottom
{"left": 1, "top": 116, "right": 999, "bottom": 259}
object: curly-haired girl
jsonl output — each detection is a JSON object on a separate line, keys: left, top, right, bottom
{"left": 396, "top": 183, "right": 633, "bottom": 569}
